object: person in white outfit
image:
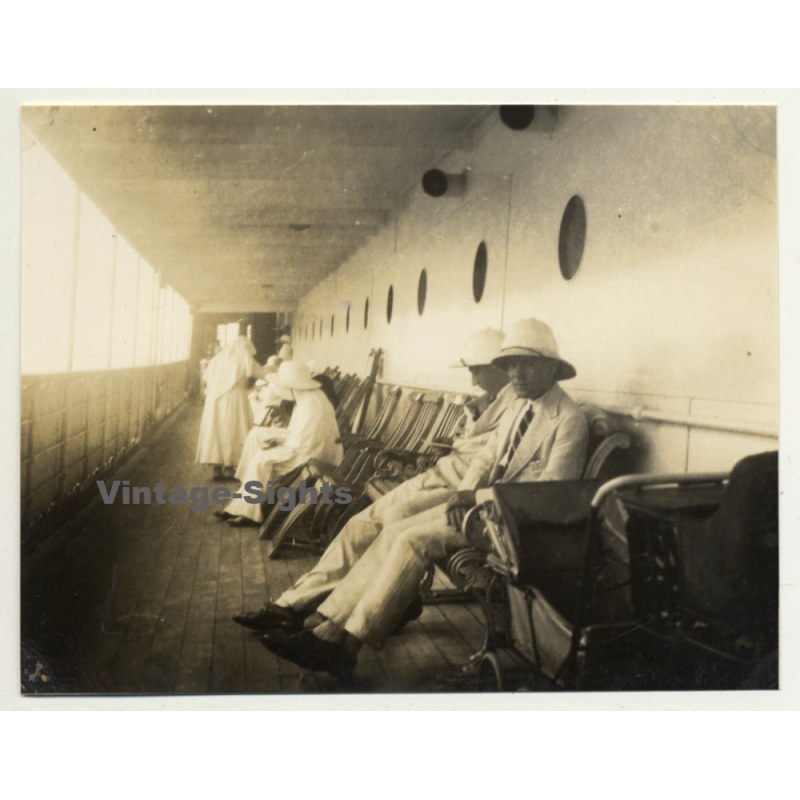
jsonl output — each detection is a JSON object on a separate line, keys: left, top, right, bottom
{"left": 232, "top": 328, "right": 513, "bottom": 630}
{"left": 277, "top": 334, "right": 293, "bottom": 361}
{"left": 218, "top": 361, "right": 344, "bottom": 526}
{"left": 196, "top": 336, "right": 266, "bottom": 480}
{"left": 260, "top": 319, "right": 589, "bottom": 681}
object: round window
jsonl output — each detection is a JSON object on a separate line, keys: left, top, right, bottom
{"left": 558, "top": 195, "right": 587, "bottom": 281}
{"left": 346, "top": 306, "right": 350, "bottom": 333}
{"left": 417, "top": 269, "right": 427, "bottom": 316}
{"left": 330, "top": 314, "right": 335, "bottom": 336}
{"left": 386, "top": 285, "right": 394, "bottom": 323}
{"left": 473, "top": 241, "right": 487, "bottom": 303}
{"left": 364, "top": 297, "right": 369, "bottom": 329}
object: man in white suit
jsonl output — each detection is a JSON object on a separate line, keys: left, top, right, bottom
{"left": 262, "top": 319, "right": 589, "bottom": 680}
{"left": 233, "top": 328, "right": 513, "bottom": 632}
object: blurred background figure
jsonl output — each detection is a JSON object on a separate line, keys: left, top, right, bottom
{"left": 265, "top": 355, "right": 281, "bottom": 373}
{"left": 277, "top": 333, "right": 293, "bottom": 361}
{"left": 196, "top": 335, "right": 266, "bottom": 480}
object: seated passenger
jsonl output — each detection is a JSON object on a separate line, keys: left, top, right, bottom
{"left": 217, "top": 361, "right": 344, "bottom": 527}
{"left": 232, "top": 327, "right": 512, "bottom": 632}
{"left": 259, "top": 319, "right": 589, "bottom": 681}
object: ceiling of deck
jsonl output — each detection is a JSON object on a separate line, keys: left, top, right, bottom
{"left": 22, "top": 105, "right": 491, "bottom": 313}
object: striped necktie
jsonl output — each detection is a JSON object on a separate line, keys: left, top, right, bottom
{"left": 496, "top": 403, "right": 535, "bottom": 479}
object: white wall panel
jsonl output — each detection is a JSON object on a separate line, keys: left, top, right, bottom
{"left": 291, "top": 106, "right": 777, "bottom": 475}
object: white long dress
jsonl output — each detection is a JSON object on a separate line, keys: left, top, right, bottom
{"left": 224, "top": 388, "right": 344, "bottom": 522}
{"left": 196, "top": 337, "right": 265, "bottom": 468}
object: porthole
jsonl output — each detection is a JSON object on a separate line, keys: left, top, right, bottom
{"left": 346, "top": 306, "right": 350, "bottom": 333}
{"left": 558, "top": 195, "right": 587, "bottom": 281}
{"left": 310, "top": 322, "right": 314, "bottom": 341}
{"left": 330, "top": 314, "right": 335, "bottom": 336}
{"left": 386, "top": 285, "right": 394, "bottom": 324}
{"left": 305, "top": 323, "right": 309, "bottom": 340}
{"left": 364, "top": 298, "right": 369, "bottom": 329}
{"left": 417, "top": 269, "right": 427, "bottom": 316}
{"left": 319, "top": 319, "right": 323, "bottom": 339}
{"left": 473, "top": 241, "right": 487, "bottom": 303}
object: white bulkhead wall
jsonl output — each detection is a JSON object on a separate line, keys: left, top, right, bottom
{"left": 294, "top": 106, "right": 777, "bottom": 473}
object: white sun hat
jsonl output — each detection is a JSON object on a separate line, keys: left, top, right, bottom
{"left": 265, "top": 360, "right": 321, "bottom": 390}
{"left": 492, "top": 318, "right": 576, "bottom": 381}
{"left": 449, "top": 328, "right": 505, "bottom": 368}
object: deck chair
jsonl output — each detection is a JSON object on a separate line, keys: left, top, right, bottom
{"left": 469, "top": 452, "right": 777, "bottom": 691}
{"left": 364, "top": 393, "right": 471, "bottom": 500}
{"left": 420, "top": 404, "right": 632, "bottom": 604}
{"left": 259, "top": 386, "right": 407, "bottom": 554}
{"left": 316, "top": 392, "right": 447, "bottom": 544}
{"left": 622, "top": 451, "right": 778, "bottom": 688}
{"left": 265, "top": 390, "right": 442, "bottom": 558}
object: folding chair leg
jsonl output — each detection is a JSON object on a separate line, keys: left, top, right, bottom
{"left": 267, "top": 503, "right": 315, "bottom": 559}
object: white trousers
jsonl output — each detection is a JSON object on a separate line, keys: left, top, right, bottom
{"left": 223, "top": 427, "right": 296, "bottom": 523}
{"left": 314, "top": 503, "right": 467, "bottom": 648}
{"left": 277, "top": 471, "right": 453, "bottom": 610}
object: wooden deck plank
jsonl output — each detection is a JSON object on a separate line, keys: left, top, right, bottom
{"left": 22, "top": 403, "right": 490, "bottom": 696}
{"left": 239, "top": 527, "right": 283, "bottom": 694}
{"left": 105, "top": 506, "right": 192, "bottom": 692}
{"left": 174, "top": 520, "right": 222, "bottom": 694}
{"left": 141, "top": 515, "right": 206, "bottom": 693}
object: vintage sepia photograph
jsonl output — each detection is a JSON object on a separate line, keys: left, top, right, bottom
{"left": 19, "top": 101, "right": 779, "bottom": 697}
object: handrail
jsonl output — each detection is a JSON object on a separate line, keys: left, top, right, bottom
{"left": 599, "top": 403, "right": 777, "bottom": 439}
{"left": 376, "top": 377, "right": 467, "bottom": 394}
{"left": 589, "top": 471, "right": 730, "bottom": 510}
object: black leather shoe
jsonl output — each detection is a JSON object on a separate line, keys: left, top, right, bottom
{"left": 213, "top": 509, "right": 233, "bottom": 520}
{"left": 392, "top": 596, "right": 423, "bottom": 634}
{"left": 261, "top": 630, "right": 356, "bottom": 681}
{"left": 226, "top": 515, "right": 259, "bottom": 527}
{"left": 232, "top": 603, "right": 306, "bottom": 633}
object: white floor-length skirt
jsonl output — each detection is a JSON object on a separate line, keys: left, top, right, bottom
{"left": 196, "top": 383, "right": 253, "bottom": 467}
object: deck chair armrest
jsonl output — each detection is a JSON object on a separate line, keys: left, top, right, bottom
{"left": 441, "top": 547, "right": 492, "bottom": 592}
{"left": 305, "top": 458, "right": 339, "bottom": 481}
{"left": 373, "top": 448, "right": 422, "bottom": 471}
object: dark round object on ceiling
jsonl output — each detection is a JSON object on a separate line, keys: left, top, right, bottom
{"left": 499, "top": 105, "right": 536, "bottom": 131}
{"left": 422, "top": 169, "right": 449, "bottom": 198}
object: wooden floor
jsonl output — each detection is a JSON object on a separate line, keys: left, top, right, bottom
{"left": 21, "top": 403, "right": 488, "bottom": 695}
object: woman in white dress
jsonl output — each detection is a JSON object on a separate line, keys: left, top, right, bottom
{"left": 196, "top": 336, "right": 266, "bottom": 479}
{"left": 217, "top": 361, "right": 344, "bottom": 526}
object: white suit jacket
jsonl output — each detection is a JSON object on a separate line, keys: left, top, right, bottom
{"left": 457, "top": 383, "right": 588, "bottom": 493}
{"left": 420, "top": 383, "right": 517, "bottom": 490}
